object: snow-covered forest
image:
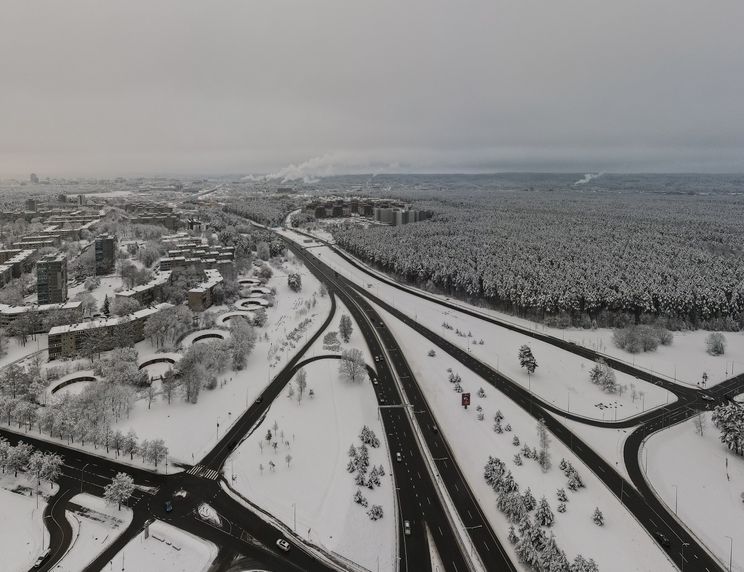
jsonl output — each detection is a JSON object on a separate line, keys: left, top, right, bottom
{"left": 331, "top": 190, "right": 744, "bottom": 329}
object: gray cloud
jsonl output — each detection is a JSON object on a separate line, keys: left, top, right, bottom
{"left": 0, "top": 0, "right": 742, "bottom": 177}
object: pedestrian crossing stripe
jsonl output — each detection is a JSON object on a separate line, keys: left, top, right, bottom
{"left": 186, "top": 465, "right": 221, "bottom": 480}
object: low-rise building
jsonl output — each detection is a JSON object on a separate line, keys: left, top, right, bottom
{"left": 115, "top": 271, "right": 171, "bottom": 306}
{"left": 187, "top": 269, "right": 223, "bottom": 312}
{"left": 47, "top": 303, "right": 172, "bottom": 360}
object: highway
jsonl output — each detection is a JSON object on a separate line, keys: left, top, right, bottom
{"left": 287, "top": 237, "right": 515, "bottom": 572}
{"left": 281, "top": 226, "right": 741, "bottom": 572}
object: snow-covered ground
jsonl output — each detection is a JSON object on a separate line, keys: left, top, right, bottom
{"left": 105, "top": 520, "right": 218, "bottom": 572}
{"left": 227, "top": 356, "right": 395, "bottom": 571}
{"left": 54, "top": 493, "right": 133, "bottom": 571}
{"left": 558, "top": 418, "right": 632, "bottom": 482}
{"left": 0, "top": 334, "right": 47, "bottom": 370}
{"left": 291, "top": 239, "right": 673, "bottom": 421}
{"left": 112, "top": 251, "right": 332, "bottom": 465}
{"left": 375, "top": 304, "right": 675, "bottom": 572}
{"left": 68, "top": 274, "right": 125, "bottom": 308}
{"left": 0, "top": 475, "right": 52, "bottom": 572}
{"left": 285, "top": 228, "right": 744, "bottom": 388}
{"left": 645, "top": 413, "right": 744, "bottom": 571}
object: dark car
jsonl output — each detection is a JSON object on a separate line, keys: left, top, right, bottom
{"left": 164, "top": 500, "right": 173, "bottom": 513}
{"left": 653, "top": 531, "right": 671, "bottom": 549}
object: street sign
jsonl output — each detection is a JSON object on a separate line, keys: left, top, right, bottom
{"left": 462, "top": 393, "right": 471, "bottom": 409}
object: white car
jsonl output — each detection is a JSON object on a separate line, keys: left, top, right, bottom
{"left": 276, "top": 538, "right": 291, "bottom": 552}
{"left": 396, "top": 452, "right": 402, "bottom": 462}
{"left": 404, "top": 520, "right": 412, "bottom": 535}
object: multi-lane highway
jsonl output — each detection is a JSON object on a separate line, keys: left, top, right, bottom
{"left": 281, "top": 225, "right": 740, "bottom": 572}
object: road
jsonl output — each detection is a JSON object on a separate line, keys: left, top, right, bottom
{"left": 2, "top": 290, "right": 349, "bottom": 572}
{"left": 288, "top": 238, "right": 514, "bottom": 572}
{"left": 282, "top": 226, "right": 742, "bottom": 572}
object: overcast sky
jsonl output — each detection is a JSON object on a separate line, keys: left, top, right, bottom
{"left": 1, "top": 1, "right": 742, "bottom": 178}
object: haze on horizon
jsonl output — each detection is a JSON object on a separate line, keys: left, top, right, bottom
{"left": 1, "top": 0, "right": 742, "bottom": 179}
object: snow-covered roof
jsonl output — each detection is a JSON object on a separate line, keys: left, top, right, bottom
{"left": 48, "top": 302, "right": 173, "bottom": 335}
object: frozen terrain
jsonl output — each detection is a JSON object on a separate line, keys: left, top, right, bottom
{"left": 112, "top": 253, "right": 331, "bottom": 465}
{"left": 281, "top": 233, "right": 675, "bottom": 421}
{"left": 227, "top": 355, "right": 395, "bottom": 570}
{"left": 54, "top": 493, "right": 133, "bottom": 571}
{"left": 375, "top": 303, "right": 675, "bottom": 572}
{"left": 645, "top": 412, "right": 744, "bottom": 571}
{"left": 105, "top": 520, "right": 218, "bottom": 572}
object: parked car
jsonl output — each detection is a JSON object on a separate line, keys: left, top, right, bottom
{"left": 164, "top": 500, "right": 173, "bottom": 513}
{"left": 276, "top": 538, "right": 291, "bottom": 552}
{"left": 396, "top": 452, "right": 402, "bottom": 462}
{"left": 404, "top": 520, "right": 411, "bottom": 535}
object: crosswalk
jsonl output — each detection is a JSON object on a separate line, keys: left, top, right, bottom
{"left": 186, "top": 464, "right": 221, "bottom": 480}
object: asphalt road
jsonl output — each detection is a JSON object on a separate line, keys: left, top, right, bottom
{"left": 5, "top": 290, "right": 348, "bottom": 572}
{"left": 285, "top": 227, "right": 740, "bottom": 572}
{"left": 289, "top": 239, "right": 514, "bottom": 572}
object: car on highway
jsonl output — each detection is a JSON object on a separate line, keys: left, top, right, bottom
{"left": 700, "top": 393, "right": 715, "bottom": 402}
{"left": 371, "top": 376, "right": 378, "bottom": 385}
{"left": 32, "top": 548, "right": 51, "bottom": 568}
{"left": 396, "top": 452, "right": 402, "bottom": 462}
{"left": 653, "top": 531, "right": 671, "bottom": 549}
{"left": 163, "top": 500, "right": 173, "bottom": 513}
{"left": 431, "top": 424, "right": 439, "bottom": 433}
{"left": 276, "top": 538, "right": 291, "bottom": 552}
{"left": 404, "top": 520, "right": 411, "bottom": 535}
{"left": 255, "top": 396, "right": 263, "bottom": 404}
{"left": 374, "top": 355, "right": 382, "bottom": 363}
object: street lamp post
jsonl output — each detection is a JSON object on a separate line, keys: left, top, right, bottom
{"left": 672, "top": 484, "right": 678, "bottom": 515}
{"left": 81, "top": 462, "right": 90, "bottom": 493}
{"left": 681, "top": 542, "right": 689, "bottom": 572}
{"left": 725, "top": 535, "right": 733, "bottom": 572}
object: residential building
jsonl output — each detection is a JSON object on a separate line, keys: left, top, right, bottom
{"left": 47, "top": 303, "right": 173, "bottom": 360}
{"left": 95, "top": 235, "right": 116, "bottom": 275}
{"left": 36, "top": 253, "right": 68, "bottom": 304}
{"left": 187, "top": 269, "right": 223, "bottom": 312}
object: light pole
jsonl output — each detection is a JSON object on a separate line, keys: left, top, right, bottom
{"left": 725, "top": 535, "right": 733, "bottom": 572}
{"left": 681, "top": 542, "right": 689, "bottom": 572}
{"left": 81, "top": 462, "right": 90, "bottom": 493}
{"left": 292, "top": 503, "right": 296, "bottom": 532}
{"left": 672, "top": 484, "right": 678, "bottom": 515}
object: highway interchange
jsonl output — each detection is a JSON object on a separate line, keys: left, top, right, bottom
{"left": 1, "top": 218, "right": 741, "bottom": 571}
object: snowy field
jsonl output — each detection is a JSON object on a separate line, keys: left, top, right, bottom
{"left": 112, "top": 252, "right": 332, "bottom": 465}
{"left": 376, "top": 304, "right": 675, "bottom": 572}
{"left": 645, "top": 412, "right": 744, "bottom": 571}
{"left": 285, "top": 227, "right": 744, "bottom": 389}
{"left": 298, "top": 240, "right": 674, "bottom": 421}
{"left": 68, "top": 274, "right": 125, "bottom": 308}
{"left": 105, "top": 520, "right": 218, "bottom": 572}
{"left": 0, "top": 475, "right": 51, "bottom": 571}
{"left": 0, "top": 333, "right": 47, "bottom": 370}
{"left": 227, "top": 357, "right": 395, "bottom": 571}
{"left": 54, "top": 493, "right": 133, "bottom": 571}
{"left": 558, "top": 418, "right": 632, "bottom": 481}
